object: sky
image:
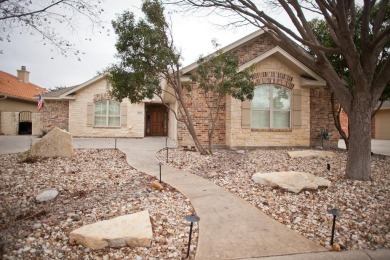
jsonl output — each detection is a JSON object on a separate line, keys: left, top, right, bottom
{"left": 0, "top": 0, "right": 291, "bottom": 89}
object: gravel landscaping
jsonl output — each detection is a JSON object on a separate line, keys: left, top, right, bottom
{"left": 157, "top": 147, "right": 390, "bottom": 251}
{"left": 0, "top": 149, "right": 198, "bottom": 260}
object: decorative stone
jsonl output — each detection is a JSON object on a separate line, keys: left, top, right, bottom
{"left": 288, "top": 150, "right": 334, "bottom": 158}
{"left": 30, "top": 127, "right": 73, "bottom": 158}
{"left": 236, "top": 150, "right": 245, "bottom": 154}
{"left": 151, "top": 181, "right": 163, "bottom": 191}
{"left": 36, "top": 188, "right": 59, "bottom": 202}
{"left": 69, "top": 210, "right": 153, "bottom": 250}
{"left": 332, "top": 242, "right": 341, "bottom": 251}
{"left": 252, "top": 171, "right": 331, "bottom": 194}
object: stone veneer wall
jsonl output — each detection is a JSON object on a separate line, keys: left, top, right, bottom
{"left": 68, "top": 78, "right": 145, "bottom": 138}
{"left": 309, "top": 88, "right": 338, "bottom": 147}
{"left": 226, "top": 57, "right": 311, "bottom": 148}
{"left": 40, "top": 101, "right": 69, "bottom": 133}
{"left": 0, "top": 112, "right": 18, "bottom": 135}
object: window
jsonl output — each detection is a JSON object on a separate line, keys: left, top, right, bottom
{"left": 252, "top": 85, "right": 291, "bottom": 129}
{"left": 94, "top": 100, "right": 120, "bottom": 127}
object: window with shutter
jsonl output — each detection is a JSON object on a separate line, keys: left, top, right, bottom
{"left": 93, "top": 100, "right": 121, "bottom": 127}
{"left": 251, "top": 85, "right": 291, "bottom": 129}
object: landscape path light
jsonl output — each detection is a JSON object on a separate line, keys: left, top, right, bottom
{"left": 327, "top": 208, "right": 342, "bottom": 245}
{"left": 185, "top": 214, "right": 200, "bottom": 259}
{"left": 158, "top": 162, "right": 162, "bottom": 183}
{"left": 165, "top": 137, "right": 169, "bottom": 163}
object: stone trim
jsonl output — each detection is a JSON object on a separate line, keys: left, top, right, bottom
{"left": 253, "top": 71, "right": 295, "bottom": 89}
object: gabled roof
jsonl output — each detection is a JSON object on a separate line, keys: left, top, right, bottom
{"left": 239, "top": 46, "right": 326, "bottom": 86}
{"left": 179, "top": 29, "right": 325, "bottom": 87}
{"left": 0, "top": 70, "right": 46, "bottom": 101}
{"left": 181, "top": 29, "right": 265, "bottom": 75}
{"left": 42, "top": 85, "right": 79, "bottom": 98}
{"left": 42, "top": 73, "right": 107, "bottom": 100}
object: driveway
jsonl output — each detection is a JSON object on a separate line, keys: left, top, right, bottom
{"left": 1, "top": 136, "right": 389, "bottom": 156}
{"left": 338, "top": 139, "right": 390, "bottom": 156}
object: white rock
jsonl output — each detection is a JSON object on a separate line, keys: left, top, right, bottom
{"left": 36, "top": 189, "right": 59, "bottom": 202}
{"left": 252, "top": 171, "right": 331, "bottom": 194}
{"left": 69, "top": 210, "right": 153, "bottom": 250}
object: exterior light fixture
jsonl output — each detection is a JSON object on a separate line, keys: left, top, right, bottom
{"left": 327, "top": 208, "right": 342, "bottom": 245}
{"left": 185, "top": 214, "right": 200, "bottom": 258}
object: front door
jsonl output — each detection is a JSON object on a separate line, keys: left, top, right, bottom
{"left": 146, "top": 105, "right": 168, "bottom": 136}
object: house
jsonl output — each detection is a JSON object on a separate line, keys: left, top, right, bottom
{"left": 40, "top": 29, "right": 338, "bottom": 148}
{"left": 0, "top": 66, "right": 46, "bottom": 135}
{"left": 40, "top": 74, "right": 172, "bottom": 138}
{"left": 167, "top": 30, "right": 338, "bottom": 148}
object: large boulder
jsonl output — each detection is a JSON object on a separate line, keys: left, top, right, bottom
{"left": 288, "top": 150, "right": 334, "bottom": 158}
{"left": 69, "top": 210, "right": 153, "bottom": 250}
{"left": 252, "top": 171, "right": 331, "bottom": 194}
{"left": 30, "top": 127, "right": 73, "bottom": 158}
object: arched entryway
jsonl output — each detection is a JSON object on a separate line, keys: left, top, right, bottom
{"left": 145, "top": 104, "right": 168, "bottom": 136}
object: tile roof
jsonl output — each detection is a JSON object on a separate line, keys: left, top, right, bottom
{"left": 0, "top": 70, "right": 46, "bottom": 101}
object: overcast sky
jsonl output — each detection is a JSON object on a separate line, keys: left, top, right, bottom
{"left": 0, "top": 0, "right": 295, "bottom": 89}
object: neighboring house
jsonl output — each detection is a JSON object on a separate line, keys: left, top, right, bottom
{"left": 373, "top": 101, "right": 390, "bottom": 140}
{"left": 0, "top": 66, "right": 46, "bottom": 135}
{"left": 165, "top": 30, "right": 338, "bottom": 148}
{"left": 40, "top": 74, "right": 171, "bottom": 138}
{"left": 339, "top": 101, "right": 390, "bottom": 140}
{"left": 41, "top": 29, "right": 338, "bottom": 148}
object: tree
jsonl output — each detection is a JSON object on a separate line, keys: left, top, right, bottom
{"left": 107, "top": 0, "right": 208, "bottom": 154}
{"left": 168, "top": 0, "right": 390, "bottom": 181}
{"left": 190, "top": 41, "right": 254, "bottom": 154}
{"left": 308, "top": 3, "right": 390, "bottom": 150}
{"left": 0, "top": 0, "right": 104, "bottom": 56}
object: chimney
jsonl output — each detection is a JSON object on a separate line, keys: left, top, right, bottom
{"left": 17, "top": 66, "right": 30, "bottom": 83}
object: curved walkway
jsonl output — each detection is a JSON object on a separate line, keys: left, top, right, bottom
{"left": 1, "top": 136, "right": 389, "bottom": 259}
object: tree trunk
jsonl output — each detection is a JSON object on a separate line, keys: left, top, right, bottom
{"left": 330, "top": 92, "right": 349, "bottom": 150}
{"left": 345, "top": 94, "right": 372, "bottom": 180}
{"left": 176, "top": 91, "right": 208, "bottom": 155}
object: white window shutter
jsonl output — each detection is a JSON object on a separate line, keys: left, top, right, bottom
{"left": 241, "top": 100, "right": 251, "bottom": 129}
{"left": 120, "top": 103, "right": 127, "bottom": 127}
{"left": 87, "top": 102, "right": 94, "bottom": 127}
{"left": 292, "top": 89, "right": 302, "bottom": 128}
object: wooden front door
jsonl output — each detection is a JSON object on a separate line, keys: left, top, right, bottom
{"left": 150, "top": 109, "right": 165, "bottom": 136}
{"left": 146, "top": 106, "right": 167, "bottom": 136}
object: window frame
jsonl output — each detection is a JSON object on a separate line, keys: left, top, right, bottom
{"left": 93, "top": 100, "right": 121, "bottom": 128}
{"left": 251, "top": 84, "right": 291, "bottom": 129}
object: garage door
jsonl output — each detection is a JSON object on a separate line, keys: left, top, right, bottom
{"left": 375, "top": 109, "right": 390, "bottom": 140}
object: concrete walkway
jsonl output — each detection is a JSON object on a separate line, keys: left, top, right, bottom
{"left": 1, "top": 136, "right": 389, "bottom": 259}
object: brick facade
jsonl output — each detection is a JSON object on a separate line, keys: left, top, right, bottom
{"left": 40, "top": 100, "right": 69, "bottom": 133}
{"left": 309, "top": 88, "right": 338, "bottom": 147}
{"left": 177, "top": 86, "right": 226, "bottom": 147}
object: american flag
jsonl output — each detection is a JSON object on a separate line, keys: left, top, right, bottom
{"left": 37, "top": 94, "right": 43, "bottom": 111}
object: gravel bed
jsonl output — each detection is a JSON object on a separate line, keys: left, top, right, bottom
{"left": 157, "top": 147, "right": 390, "bottom": 251}
{"left": 0, "top": 149, "right": 198, "bottom": 259}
